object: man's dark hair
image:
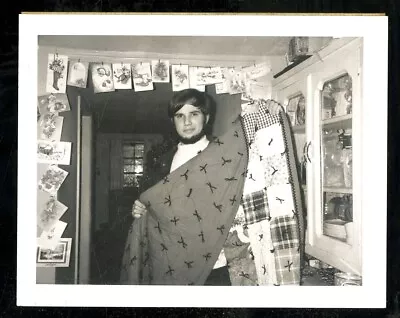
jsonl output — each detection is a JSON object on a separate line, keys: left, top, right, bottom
{"left": 168, "top": 88, "right": 216, "bottom": 134}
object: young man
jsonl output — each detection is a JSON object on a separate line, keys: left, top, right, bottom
{"left": 131, "top": 88, "right": 231, "bottom": 285}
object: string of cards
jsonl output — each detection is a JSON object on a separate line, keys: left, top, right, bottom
{"left": 46, "top": 53, "right": 271, "bottom": 95}
{"left": 37, "top": 76, "right": 72, "bottom": 267}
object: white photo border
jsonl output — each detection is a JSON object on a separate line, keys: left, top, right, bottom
{"left": 18, "top": 14, "right": 388, "bottom": 308}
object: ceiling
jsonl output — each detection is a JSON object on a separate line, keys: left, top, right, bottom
{"left": 39, "top": 36, "right": 293, "bottom": 57}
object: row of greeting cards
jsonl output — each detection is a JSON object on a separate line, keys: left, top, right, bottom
{"left": 37, "top": 88, "right": 72, "bottom": 267}
{"left": 46, "top": 53, "right": 271, "bottom": 95}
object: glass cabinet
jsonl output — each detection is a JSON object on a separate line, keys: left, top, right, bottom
{"left": 272, "top": 37, "right": 363, "bottom": 276}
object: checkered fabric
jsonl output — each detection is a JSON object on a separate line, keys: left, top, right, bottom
{"left": 241, "top": 189, "right": 270, "bottom": 225}
{"left": 270, "top": 215, "right": 299, "bottom": 250}
{"left": 274, "top": 247, "right": 301, "bottom": 285}
{"left": 257, "top": 103, "right": 281, "bottom": 130}
{"left": 241, "top": 112, "right": 258, "bottom": 144}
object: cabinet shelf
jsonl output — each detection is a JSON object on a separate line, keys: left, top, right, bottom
{"left": 323, "top": 187, "right": 352, "bottom": 194}
{"left": 322, "top": 114, "right": 352, "bottom": 130}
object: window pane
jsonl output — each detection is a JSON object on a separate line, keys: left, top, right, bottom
{"left": 135, "top": 144, "right": 144, "bottom": 157}
{"left": 124, "top": 165, "right": 134, "bottom": 173}
{"left": 124, "top": 158, "right": 134, "bottom": 165}
{"left": 123, "top": 174, "right": 135, "bottom": 187}
{"left": 322, "top": 73, "right": 352, "bottom": 119}
{"left": 123, "top": 145, "right": 134, "bottom": 158}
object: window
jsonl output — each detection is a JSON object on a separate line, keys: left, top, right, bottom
{"left": 122, "top": 142, "right": 144, "bottom": 188}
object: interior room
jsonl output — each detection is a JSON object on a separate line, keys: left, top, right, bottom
{"left": 36, "top": 35, "right": 363, "bottom": 287}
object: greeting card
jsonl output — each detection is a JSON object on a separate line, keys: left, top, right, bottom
{"left": 37, "top": 140, "right": 72, "bottom": 165}
{"left": 215, "top": 67, "right": 231, "bottom": 94}
{"left": 91, "top": 63, "right": 115, "bottom": 93}
{"left": 151, "top": 60, "right": 170, "bottom": 83}
{"left": 195, "top": 66, "right": 223, "bottom": 86}
{"left": 113, "top": 62, "right": 132, "bottom": 89}
{"left": 38, "top": 93, "right": 71, "bottom": 115}
{"left": 171, "top": 64, "right": 189, "bottom": 91}
{"left": 228, "top": 68, "right": 247, "bottom": 95}
{"left": 37, "top": 113, "right": 63, "bottom": 141}
{"left": 46, "top": 54, "right": 68, "bottom": 94}
{"left": 132, "top": 62, "right": 154, "bottom": 92}
{"left": 36, "top": 238, "right": 72, "bottom": 267}
{"left": 38, "top": 165, "right": 69, "bottom": 195}
{"left": 37, "top": 193, "right": 68, "bottom": 231}
{"left": 189, "top": 67, "right": 205, "bottom": 92}
{"left": 38, "top": 220, "right": 68, "bottom": 250}
{"left": 243, "top": 62, "right": 271, "bottom": 80}
{"left": 67, "top": 60, "right": 89, "bottom": 88}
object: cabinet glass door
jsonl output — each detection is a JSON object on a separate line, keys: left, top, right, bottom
{"left": 320, "top": 73, "right": 353, "bottom": 244}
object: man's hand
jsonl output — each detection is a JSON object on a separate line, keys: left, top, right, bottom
{"left": 132, "top": 199, "right": 148, "bottom": 219}
{"left": 265, "top": 99, "right": 284, "bottom": 116}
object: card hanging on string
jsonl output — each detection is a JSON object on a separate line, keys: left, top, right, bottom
{"left": 195, "top": 66, "right": 223, "bottom": 86}
{"left": 228, "top": 68, "right": 247, "bottom": 95}
{"left": 38, "top": 165, "right": 69, "bottom": 195}
{"left": 243, "top": 62, "right": 271, "bottom": 80}
{"left": 36, "top": 238, "right": 72, "bottom": 268}
{"left": 37, "top": 113, "right": 63, "bottom": 141}
{"left": 37, "top": 192, "right": 68, "bottom": 232}
{"left": 112, "top": 62, "right": 132, "bottom": 89}
{"left": 151, "top": 60, "right": 170, "bottom": 83}
{"left": 38, "top": 220, "right": 68, "bottom": 250}
{"left": 171, "top": 64, "right": 189, "bottom": 92}
{"left": 189, "top": 66, "right": 205, "bottom": 92}
{"left": 91, "top": 62, "right": 115, "bottom": 93}
{"left": 46, "top": 53, "right": 68, "bottom": 94}
{"left": 38, "top": 93, "right": 71, "bottom": 115}
{"left": 132, "top": 62, "right": 154, "bottom": 92}
{"left": 67, "top": 59, "right": 89, "bottom": 88}
{"left": 37, "top": 140, "right": 72, "bottom": 165}
{"left": 215, "top": 67, "right": 231, "bottom": 94}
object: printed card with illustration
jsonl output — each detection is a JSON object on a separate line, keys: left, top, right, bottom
{"left": 91, "top": 63, "right": 115, "bottom": 93}
{"left": 195, "top": 66, "right": 223, "bottom": 86}
{"left": 38, "top": 165, "right": 69, "bottom": 195}
{"left": 38, "top": 220, "right": 68, "bottom": 250}
{"left": 132, "top": 62, "right": 154, "bottom": 92}
{"left": 46, "top": 54, "right": 68, "bottom": 94}
{"left": 189, "top": 67, "right": 205, "bottom": 92}
{"left": 171, "top": 64, "right": 189, "bottom": 91}
{"left": 151, "top": 60, "right": 170, "bottom": 83}
{"left": 37, "top": 193, "right": 68, "bottom": 231}
{"left": 37, "top": 113, "right": 63, "bottom": 141}
{"left": 38, "top": 93, "right": 71, "bottom": 115}
{"left": 67, "top": 60, "right": 89, "bottom": 88}
{"left": 36, "top": 238, "right": 72, "bottom": 267}
{"left": 228, "top": 68, "right": 247, "bottom": 95}
{"left": 243, "top": 62, "right": 271, "bottom": 80}
{"left": 215, "top": 67, "right": 231, "bottom": 94}
{"left": 37, "top": 140, "right": 72, "bottom": 165}
{"left": 112, "top": 62, "right": 132, "bottom": 89}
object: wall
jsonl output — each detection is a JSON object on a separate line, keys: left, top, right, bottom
{"left": 95, "top": 133, "right": 163, "bottom": 230}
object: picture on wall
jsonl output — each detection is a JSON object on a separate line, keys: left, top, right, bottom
{"left": 37, "top": 140, "right": 72, "bottom": 165}
{"left": 215, "top": 67, "right": 231, "bottom": 94}
{"left": 132, "top": 62, "right": 154, "bottom": 92}
{"left": 37, "top": 113, "right": 64, "bottom": 141}
{"left": 112, "top": 62, "right": 132, "bottom": 89}
{"left": 38, "top": 93, "right": 71, "bottom": 115}
{"left": 46, "top": 53, "right": 68, "bottom": 94}
{"left": 171, "top": 64, "right": 189, "bottom": 91}
{"left": 36, "top": 238, "right": 72, "bottom": 267}
{"left": 151, "top": 59, "right": 170, "bottom": 83}
{"left": 91, "top": 62, "right": 115, "bottom": 93}
{"left": 195, "top": 66, "right": 223, "bottom": 86}
{"left": 228, "top": 68, "right": 247, "bottom": 95}
{"left": 67, "top": 60, "right": 89, "bottom": 88}
{"left": 38, "top": 165, "right": 69, "bottom": 195}
{"left": 37, "top": 194, "right": 68, "bottom": 232}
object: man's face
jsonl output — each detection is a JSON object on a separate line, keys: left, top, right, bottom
{"left": 173, "top": 104, "right": 209, "bottom": 143}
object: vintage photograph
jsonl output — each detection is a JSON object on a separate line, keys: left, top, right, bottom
{"left": 18, "top": 14, "right": 387, "bottom": 308}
